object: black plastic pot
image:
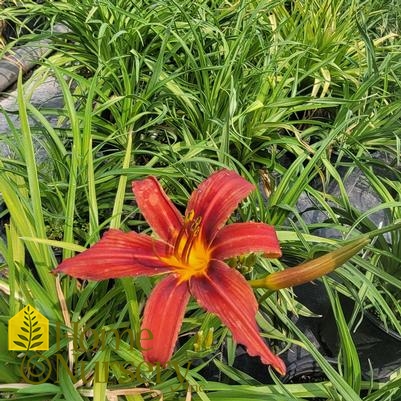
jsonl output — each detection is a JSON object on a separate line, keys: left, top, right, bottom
{"left": 192, "top": 280, "right": 401, "bottom": 384}
{"left": 282, "top": 282, "right": 401, "bottom": 383}
{"left": 0, "top": 23, "right": 67, "bottom": 92}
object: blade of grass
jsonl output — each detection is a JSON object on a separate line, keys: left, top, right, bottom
{"left": 51, "top": 67, "right": 81, "bottom": 260}
{"left": 15, "top": 73, "right": 57, "bottom": 300}
{"left": 324, "top": 278, "right": 361, "bottom": 394}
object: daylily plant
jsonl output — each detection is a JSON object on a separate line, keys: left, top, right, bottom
{"left": 55, "top": 169, "right": 286, "bottom": 375}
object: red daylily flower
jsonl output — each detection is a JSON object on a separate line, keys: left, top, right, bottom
{"left": 55, "top": 169, "right": 286, "bottom": 375}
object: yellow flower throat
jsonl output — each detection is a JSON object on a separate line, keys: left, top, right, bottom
{"left": 163, "top": 210, "right": 211, "bottom": 281}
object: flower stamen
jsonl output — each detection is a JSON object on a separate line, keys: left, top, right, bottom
{"left": 173, "top": 211, "right": 198, "bottom": 258}
{"left": 173, "top": 225, "right": 187, "bottom": 259}
{"left": 182, "top": 216, "right": 202, "bottom": 263}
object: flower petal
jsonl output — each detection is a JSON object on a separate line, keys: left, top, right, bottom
{"left": 211, "top": 222, "right": 282, "bottom": 260}
{"left": 141, "top": 275, "right": 190, "bottom": 365}
{"left": 54, "top": 229, "right": 172, "bottom": 280}
{"left": 190, "top": 260, "right": 286, "bottom": 375}
{"left": 186, "top": 169, "right": 254, "bottom": 243}
{"left": 132, "top": 177, "right": 183, "bottom": 242}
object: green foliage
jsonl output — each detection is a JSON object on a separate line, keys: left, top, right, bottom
{"left": 1, "top": 0, "right": 401, "bottom": 399}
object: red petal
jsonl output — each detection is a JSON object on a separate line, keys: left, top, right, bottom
{"left": 211, "top": 222, "right": 282, "bottom": 260}
{"left": 54, "top": 229, "right": 172, "bottom": 280}
{"left": 190, "top": 260, "right": 286, "bottom": 375}
{"left": 141, "top": 275, "right": 190, "bottom": 365}
{"left": 132, "top": 177, "right": 183, "bottom": 242}
{"left": 186, "top": 169, "right": 254, "bottom": 243}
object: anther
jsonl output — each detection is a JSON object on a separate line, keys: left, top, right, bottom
{"left": 185, "top": 210, "right": 195, "bottom": 223}
{"left": 190, "top": 216, "right": 202, "bottom": 232}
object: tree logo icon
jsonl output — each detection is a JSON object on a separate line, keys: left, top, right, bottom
{"left": 8, "top": 305, "right": 49, "bottom": 351}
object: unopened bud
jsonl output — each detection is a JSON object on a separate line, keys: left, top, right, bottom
{"left": 250, "top": 236, "right": 369, "bottom": 290}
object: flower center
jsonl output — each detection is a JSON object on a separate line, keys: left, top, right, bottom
{"left": 163, "top": 210, "right": 210, "bottom": 281}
